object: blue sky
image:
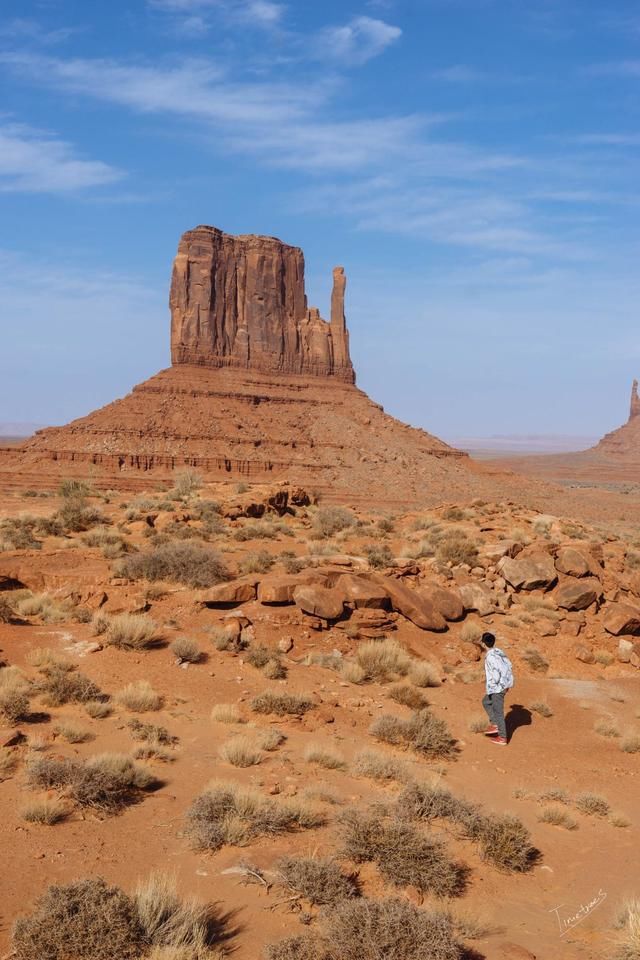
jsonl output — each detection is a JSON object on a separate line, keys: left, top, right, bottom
{"left": 1, "top": 0, "right": 639, "bottom": 439}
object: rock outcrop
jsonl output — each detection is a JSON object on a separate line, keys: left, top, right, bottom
{"left": 630, "top": 379, "right": 640, "bottom": 421}
{"left": 170, "top": 226, "right": 354, "bottom": 382}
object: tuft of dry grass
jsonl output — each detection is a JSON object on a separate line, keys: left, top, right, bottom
{"left": 609, "top": 813, "right": 631, "bottom": 829}
{"left": 621, "top": 734, "right": 640, "bottom": 754}
{"left": 355, "top": 639, "right": 412, "bottom": 682}
{"left": 530, "top": 701, "right": 553, "bottom": 718}
{"left": 521, "top": 648, "right": 549, "bottom": 673}
{"left": 20, "top": 796, "right": 69, "bottom": 825}
{"left": 388, "top": 684, "right": 427, "bottom": 710}
{"left": 353, "top": 750, "right": 409, "bottom": 783}
{"left": 54, "top": 721, "right": 92, "bottom": 744}
{"left": 575, "top": 792, "right": 610, "bottom": 817}
{"left": 0, "top": 751, "right": 19, "bottom": 780}
{"left": 210, "top": 703, "right": 244, "bottom": 724}
{"left": 256, "top": 728, "right": 286, "bottom": 751}
{"left": 469, "top": 714, "right": 490, "bottom": 733}
{"left": 102, "top": 613, "right": 162, "bottom": 650}
{"left": 134, "top": 871, "right": 217, "bottom": 956}
{"left": 85, "top": 700, "right": 112, "bottom": 719}
{"left": 0, "top": 665, "right": 31, "bottom": 723}
{"left": 595, "top": 718, "right": 621, "bottom": 738}
{"left": 538, "top": 806, "right": 578, "bottom": 830}
{"left": 614, "top": 898, "right": 640, "bottom": 960}
{"left": 538, "top": 787, "right": 570, "bottom": 804}
{"left": 340, "top": 661, "right": 367, "bottom": 684}
{"left": 127, "top": 719, "right": 176, "bottom": 745}
{"left": 395, "top": 782, "right": 477, "bottom": 827}
{"left": 250, "top": 691, "right": 313, "bottom": 716}
{"left": 466, "top": 813, "right": 536, "bottom": 872}
{"left": 170, "top": 637, "right": 202, "bottom": 664}
{"left": 219, "top": 735, "right": 263, "bottom": 767}
{"left": 39, "top": 668, "right": 103, "bottom": 707}
{"left": 116, "top": 680, "right": 163, "bottom": 713}
{"left": 460, "top": 622, "right": 482, "bottom": 644}
{"left": 408, "top": 661, "right": 441, "bottom": 688}
{"left": 370, "top": 709, "right": 457, "bottom": 759}
{"left": 274, "top": 856, "right": 358, "bottom": 905}
{"left": 304, "top": 744, "right": 347, "bottom": 771}
{"left": 117, "top": 541, "right": 229, "bottom": 588}
{"left": 185, "top": 781, "right": 325, "bottom": 852}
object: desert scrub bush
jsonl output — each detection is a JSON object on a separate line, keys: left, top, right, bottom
{"left": 210, "top": 703, "right": 244, "bottom": 724}
{"left": 54, "top": 721, "right": 93, "bottom": 743}
{"left": 170, "top": 637, "right": 202, "bottom": 664}
{"left": 609, "top": 812, "right": 631, "bottom": 828}
{"left": 408, "top": 660, "right": 441, "bottom": 687}
{"left": 134, "top": 871, "right": 220, "bottom": 956}
{"left": 103, "top": 613, "right": 162, "bottom": 649}
{"left": 353, "top": 749, "right": 409, "bottom": 783}
{"left": 370, "top": 709, "right": 457, "bottom": 759}
{"left": 595, "top": 718, "right": 620, "bottom": 738}
{"left": 185, "top": 781, "right": 324, "bottom": 851}
{"left": 435, "top": 530, "right": 478, "bottom": 567}
{"left": 169, "top": 468, "right": 203, "bottom": 499}
{"left": 340, "top": 661, "right": 366, "bottom": 684}
{"left": 219, "top": 734, "right": 263, "bottom": 767}
{"left": 538, "top": 787, "right": 570, "bottom": 803}
{"left": 575, "top": 792, "right": 610, "bottom": 817}
{"left": 207, "top": 624, "right": 247, "bottom": 653}
{"left": 594, "top": 649, "right": 614, "bottom": 666}
{"left": 38, "top": 667, "right": 103, "bottom": 706}
{"left": 281, "top": 553, "right": 308, "bottom": 574}
{"left": 459, "top": 621, "right": 482, "bottom": 644}
{"left": 395, "top": 782, "right": 477, "bottom": 827}
{"left": 116, "top": 680, "right": 163, "bottom": 712}
{"left": 442, "top": 506, "right": 467, "bottom": 522}
{"left": 388, "top": 683, "right": 427, "bottom": 710}
{"left": 128, "top": 718, "right": 177, "bottom": 745}
{"left": 274, "top": 856, "right": 358, "bottom": 905}
{"left": 626, "top": 550, "right": 640, "bottom": 571}
{"left": 27, "top": 647, "right": 73, "bottom": 671}
{"left": 266, "top": 897, "right": 460, "bottom": 960}
{"left": 59, "top": 478, "right": 93, "bottom": 498}
{"left": 466, "top": 813, "right": 535, "bottom": 872}
{"left": 314, "top": 506, "right": 355, "bottom": 538}
{"left": 0, "top": 667, "right": 30, "bottom": 723}
{"left": 12, "top": 876, "right": 145, "bottom": 960}
{"left": 251, "top": 691, "right": 313, "bottom": 716}
{"left": 85, "top": 699, "right": 112, "bottom": 719}
{"left": 340, "top": 808, "right": 464, "bottom": 897}
{"left": 238, "top": 548, "right": 274, "bottom": 574}
{"left": 0, "top": 514, "right": 43, "bottom": 550}
{"left": 614, "top": 897, "right": 640, "bottom": 960}
{"left": 0, "top": 594, "right": 14, "bottom": 622}
{"left": 355, "top": 638, "right": 412, "bottom": 682}
{"left": 118, "top": 541, "right": 230, "bottom": 588}
{"left": 15, "top": 592, "right": 69, "bottom": 623}
{"left": 256, "top": 727, "right": 286, "bottom": 751}
{"left": 469, "top": 714, "right": 490, "bottom": 733}
{"left": 304, "top": 744, "right": 347, "bottom": 771}
{"left": 521, "top": 648, "right": 549, "bottom": 673}
{"left": 27, "top": 753, "right": 157, "bottom": 814}
{"left": 57, "top": 496, "right": 105, "bottom": 533}
{"left": 364, "top": 544, "right": 394, "bottom": 569}
{"left": 233, "top": 520, "right": 280, "bottom": 542}
{"left": 530, "top": 701, "right": 553, "bottom": 718}
{"left": 20, "top": 796, "right": 69, "bottom": 825}
{"left": 245, "top": 644, "right": 283, "bottom": 675}
{"left": 537, "top": 806, "right": 578, "bottom": 830}
{"left": 621, "top": 733, "right": 640, "bottom": 754}
{"left": 0, "top": 750, "right": 18, "bottom": 780}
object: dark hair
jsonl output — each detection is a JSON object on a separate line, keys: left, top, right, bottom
{"left": 481, "top": 632, "right": 496, "bottom": 648}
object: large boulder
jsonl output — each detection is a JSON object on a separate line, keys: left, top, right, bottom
{"left": 257, "top": 576, "right": 300, "bottom": 604}
{"left": 419, "top": 582, "right": 464, "bottom": 621}
{"left": 293, "top": 584, "right": 345, "bottom": 621}
{"left": 498, "top": 554, "right": 557, "bottom": 591}
{"left": 554, "top": 577, "right": 602, "bottom": 611}
{"left": 199, "top": 579, "right": 258, "bottom": 605}
{"left": 374, "top": 576, "right": 447, "bottom": 631}
{"left": 332, "top": 574, "right": 389, "bottom": 609}
{"left": 483, "top": 540, "right": 523, "bottom": 562}
{"left": 459, "top": 582, "right": 497, "bottom": 616}
{"left": 603, "top": 602, "right": 640, "bottom": 636}
{"left": 555, "top": 547, "right": 593, "bottom": 578}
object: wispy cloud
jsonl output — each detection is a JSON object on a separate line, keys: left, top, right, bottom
{"left": 0, "top": 18, "right": 77, "bottom": 46}
{"left": 148, "top": 0, "right": 285, "bottom": 32}
{"left": 588, "top": 60, "right": 640, "bottom": 78}
{"left": 571, "top": 132, "right": 640, "bottom": 146}
{"left": 431, "top": 64, "right": 486, "bottom": 83}
{"left": 0, "top": 121, "right": 123, "bottom": 194}
{"left": 316, "top": 16, "right": 401, "bottom": 65}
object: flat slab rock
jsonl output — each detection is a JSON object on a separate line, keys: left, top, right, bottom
{"left": 603, "top": 601, "right": 640, "bottom": 636}
{"left": 458, "top": 581, "right": 497, "bottom": 616}
{"left": 374, "top": 575, "right": 446, "bottom": 631}
{"left": 333, "top": 573, "right": 390, "bottom": 609}
{"left": 293, "top": 584, "right": 345, "bottom": 620}
{"left": 419, "top": 581, "right": 464, "bottom": 621}
{"left": 553, "top": 577, "right": 602, "bottom": 611}
{"left": 498, "top": 554, "right": 557, "bottom": 591}
{"left": 199, "top": 579, "right": 258, "bottom": 605}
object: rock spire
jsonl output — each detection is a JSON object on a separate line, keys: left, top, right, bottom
{"left": 630, "top": 379, "right": 640, "bottom": 421}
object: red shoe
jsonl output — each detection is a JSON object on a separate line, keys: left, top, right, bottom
{"left": 484, "top": 725, "right": 499, "bottom": 736}
{"left": 491, "top": 736, "right": 508, "bottom": 746}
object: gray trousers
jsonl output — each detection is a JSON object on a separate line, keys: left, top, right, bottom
{"left": 482, "top": 691, "right": 507, "bottom": 739}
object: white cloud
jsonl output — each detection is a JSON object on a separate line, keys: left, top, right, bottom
{"left": 432, "top": 64, "right": 486, "bottom": 83}
{"left": 588, "top": 60, "right": 640, "bottom": 77}
{"left": 148, "top": 0, "right": 284, "bottom": 30}
{"left": 317, "top": 16, "right": 401, "bottom": 65}
{"left": 572, "top": 133, "right": 640, "bottom": 146}
{"left": 0, "top": 121, "right": 123, "bottom": 194}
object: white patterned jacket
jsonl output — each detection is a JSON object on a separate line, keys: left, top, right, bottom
{"left": 484, "top": 647, "right": 514, "bottom": 695}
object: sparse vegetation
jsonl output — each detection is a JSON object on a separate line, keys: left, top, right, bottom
{"left": 219, "top": 734, "right": 263, "bottom": 767}
{"left": 210, "top": 703, "right": 244, "bottom": 724}
{"left": 116, "top": 680, "right": 163, "bottom": 712}
{"left": 250, "top": 691, "right": 313, "bottom": 716}
{"left": 20, "top": 796, "right": 69, "bottom": 825}
{"left": 239, "top": 550, "right": 275, "bottom": 574}
{"left": 530, "top": 701, "right": 553, "bottom": 718}
{"left": 388, "top": 683, "right": 427, "bottom": 710}
{"left": 459, "top": 622, "right": 482, "bottom": 644}
{"left": 521, "top": 648, "right": 549, "bottom": 673}
{"left": 353, "top": 749, "right": 409, "bottom": 783}
{"left": 170, "top": 637, "right": 202, "bottom": 663}
{"left": 364, "top": 544, "right": 394, "bottom": 569}
{"left": 538, "top": 806, "right": 578, "bottom": 830}
{"left": 435, "top": 530, "right": 478, "bottom": 567}
{"left": 408, "top": 661, "right": 441, "bottom": 687}
{"left": 275, "top": 856, "right": 358, "bottom": 905}
{"left": 355, "top": 639, "right": 412, "bottom": 682}
{"left": 575, "top": 792, "right": 610, "bottom": 817}
{"left": 370, "top": 709, "right": 456, "bottom": 759}
{"left": 102, "top": 613, "right": 162, "bottom": 650}
{"left": 614, "top": 897, "right": 640, "bottom": 960}
{"left": 314, "top": 506, "right": 355, "bottom": 538}
{"left": 185, "top": 781, "right": 324, "bottom": 851}
{"left": 26, "top": 753, "right": 156, "bottom": 814}
{"left": 128, "top": 718, "right": 177, "bottom": 745}
{"left": 595, "top": 718, "right": 620, "bottom": 738}
{"left": 621, "top": 734, "right": 640, "bottom": 754}
{"left": 54, "top": 721, "right": 92, "bottom": 743}
{"left": 304, "top": 744, "right": 347, "bottom": 770}
{"left": 38, "top": 667, "right": 103, "bottom": 706}
{"left": 118, "top": 542, "right": 229, "bottom": 588}
{"left": 0, "top": 667, "right": 30, "bottom": 723}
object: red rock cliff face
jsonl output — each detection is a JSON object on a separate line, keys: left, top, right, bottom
{"left": 170, "top": 225, "right": 355, "bottom": 383}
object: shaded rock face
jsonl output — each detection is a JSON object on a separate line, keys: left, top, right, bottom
{"left": 170, "top": 225, "right": 354, "bottom": 382}
{"left": 630, "top": 379, "right": 640, "bottom": 421}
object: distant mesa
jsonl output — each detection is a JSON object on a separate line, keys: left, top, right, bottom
{"left": 6, "top": 224, "right": 480, "bottom": 502}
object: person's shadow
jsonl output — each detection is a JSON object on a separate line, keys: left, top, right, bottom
{"left": 505, "top": 704, "right": 532, "bottom": 741}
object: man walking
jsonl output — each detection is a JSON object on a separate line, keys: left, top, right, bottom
{"left": 480, "top": 632, "right": 513, "bottom": 746}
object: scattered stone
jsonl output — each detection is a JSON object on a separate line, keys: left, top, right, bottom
{"left": 575, "top": 645, "right": 595, "bottom": 664}
{"left": 200, "top": 580, "right": 258, "bottom": 605}
{"left": 603, "top": 602, "right": 640, "bottom": 636}
{"left": 277, "top": 636, "right": 294, "bottom": 654}
{"left": 0, "top": 729, "right": 25, "bottom": 748}
{"left": 374, "top": 575, "right": 447, "bottom": 631}
{"left": 555, "top": 547, "right": 592, "bottom": 578}
{"left": 459, "top": 582, "right": 497, "bottom": 617}
{"left": 483, "top": 540, "right": 524, "bottom": 561}
{"left": 554, "top": 577, "right": 602, "bottom": 611}
{"left": 293, "top": 584, "right": 345, "bottom": 621}
{"left": 419, "top": 582, "right": 464, "bottom": 621}
{"left": 334, "top": 573, "right": 389, "bottom": 609}
{"left": 617, "top": 638, "right": 634, "bottom": 662}
{"left": 498, "top": 554, "right": 557, "bottom": 591}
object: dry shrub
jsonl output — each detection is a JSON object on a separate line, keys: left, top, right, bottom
{"left": 388, "top": 684, "right": 427, "bottom": 710}
{"left": 538, "top": 787, "right": 570, "bottom": 804}
{"left": 522, "top": 648, "right": 549, "bottom": 673}
{"left": 39, "top": 667, "right": 103, "bottom": 706}
{"left": 20, "top": 796, "right": 68, "bottom": 825}
{"left": 435, "top": 531, "right": 478, "bottom": 567}
{"left": 408, "top": 661, "right": 441, "bottom": 688}
{"left": 621, "top": 734, "right": 640, "bottom": 754}
{"left": 12, "top": 877, "right": 144, "bottom": 960}
{"left": 595, "top": 718, "right": 620, "bottom": 738}
{"left": 246, "top": 645, "right": 285, "bottom": 678}
{"left": 355, "top": 639, "right": 412, "bottom": 682}
{"left": 469, "top": 714, "right": 490, "bottom": 733}
{"left": 263, "top": 658, "right": 286, "bottom": 680}
{"left": 304, "top": 744, "right": 347, "bottom": 770}
{"left": 353, "top": 749, "right": 409, "bottom": 783}
{"left": 170, "top": 637, "right": 202, "bottom": 663}
{"left": 118, "top": 541, "right": 229, "bottom": 588}
{"left": 530, "top": 701, "right": 553, "bottom": 718}
{"left": 0, "top": 668, "right": 30, "bottom": 723}
{"left": 575, "top": 792, "right": 610, "bottom": 817}
{"left": 275, "top": 856, "right": 358, "bottom": 905}
{"left": 340, "top": 661, "right": 366, "bottom": 684}
{"left": 128, "top": 718, "right": 177, "bottom": 745}
{"left": 185, "top": 781, "right": 324, "bottom": 852}
{"left": 314, "top": 506, "right": 355, "bottom": 537}
{"left": 54, "top": 721, "right": 92, "bottom": 744}
{"left": 210, "top": 703, "right": 244, "bottom": 724}
{"left": 467, "top": 813, "right": 535, "bottom": 872}
{"left": 256, "top": 728, "right": 285, "bottom": 751}
{"left": 250, "top": 691, "right": 313, "bottom": 716}
{"left": 396, "top": 782, "right": 477, "bottom": 826}
{"left": 459, "top": 622, "right": 482, "bottom": 644}
{"left": 615, "top": 898, "right": 640, "bottom": 960}
{"left": 103, "top": 613, "right": 162, "bottom": 650}
{"left": 0, "top": 750, "right": 18, "bottom": 780}
{"left": 264, "top": 934, "right": 322, "bottom": 960}
{"left": 85, "top": 700, "right": 112, "bottom": 719}
{"left": 116, "top": 680, "right": 163, "bottom": 712}
{"left": 370, "top": 709, "right": 457, "bottom": 759}
{"left": 15, "top": 592, "right": 69, "bottom": 623}
{"left": 609, "top": 813, "right": 631, "bottom": 828}
{"left": 27, "top": 753, "right": 156, "bottom": 814}
{"left": 27, "top": 648, "right": 73, "bottom": 671}
{"left": 219, "top": 735, "right": 263, "bottom": 767}
{"left": 239, "top": 550, "right": 275, "bottom": 574}
{"left": 364, "top": 544, "right": 394, "bottom": 569}
{"left": 0, "top": 595, "right": 14, "bottom": 622}
{"left": 135, "top": 872, "right": 218, "bottom": 955}
{"left": 57, "top": 498, "right": 105, "bottom": 534}
{"left": 538, "top": 806, "right": 578, "bottom": 830}
{"left": 340, "top": 808, "right": 463, "bottom": 897}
